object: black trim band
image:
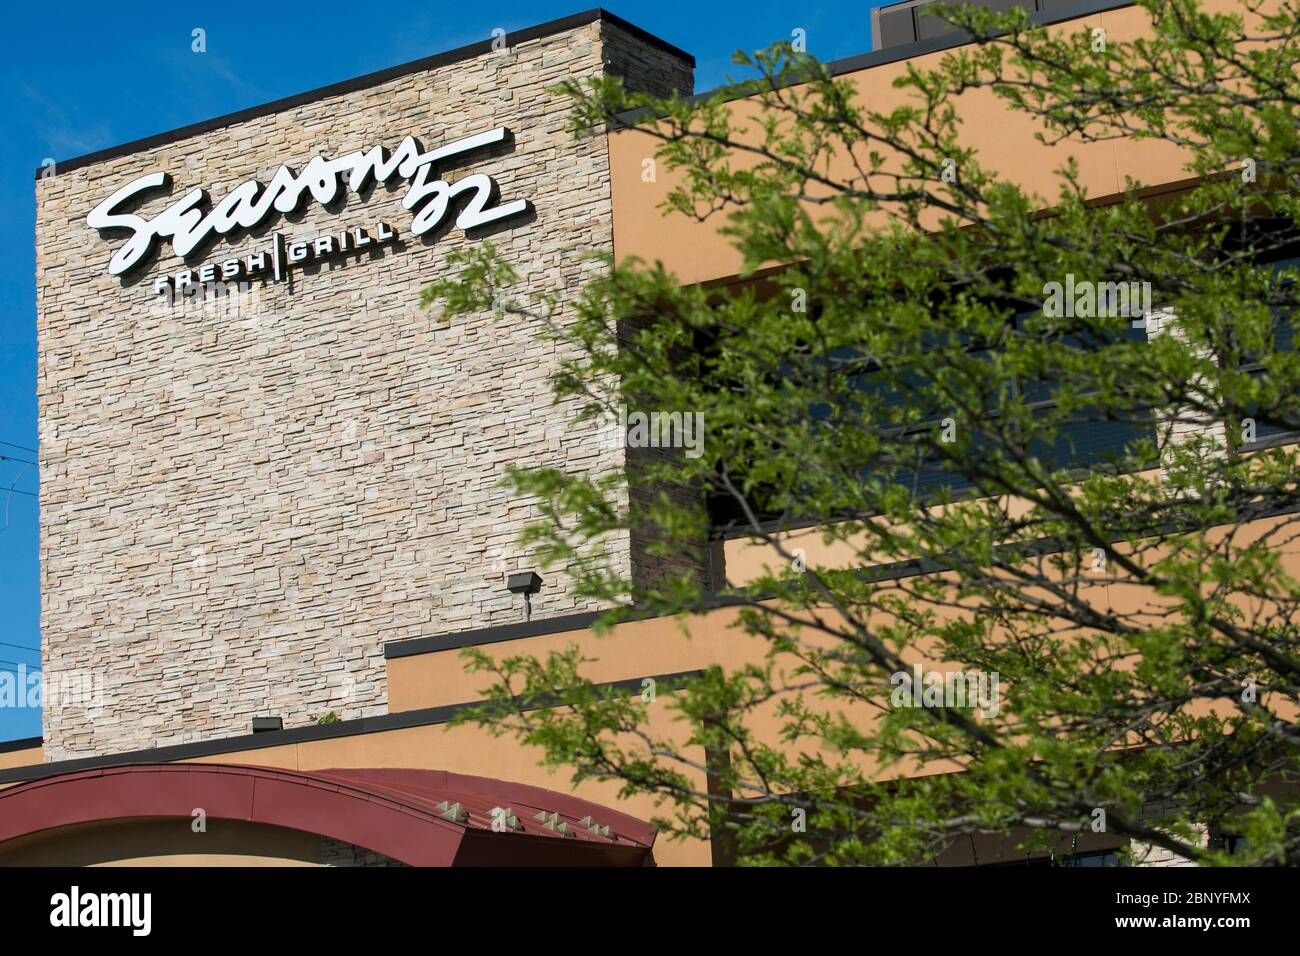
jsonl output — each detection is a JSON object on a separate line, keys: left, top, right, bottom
{"left": 384, "top": 593, "right": 755, "bottom": 659}
{"left": 386, "top": 610, "right": 607, "bottom": 659}
{"left": 0, "top": 736, "right": 41, "bottom": 755}
{"left": 380, "top": 566, "right": 938, "bottom": 662}
{"left": 35, "top": 8, "right": 694, "bottom": 180}
{"left": 0, "top": 669, "right": 704, "bottom": 785}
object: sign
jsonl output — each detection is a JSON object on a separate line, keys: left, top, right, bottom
{"left": 86, "top": 127, "right": 530, "bottom": 278}
{"left": 152, "top": 223, "right": 399, "bottom": 297}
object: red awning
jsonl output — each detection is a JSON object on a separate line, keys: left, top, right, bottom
{"left": 0, "top": 763, "right": 656, "bottom": 866}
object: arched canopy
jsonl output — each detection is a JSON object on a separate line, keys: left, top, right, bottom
{"left": 0, "top": 763, "right": 656, "bottom": 866}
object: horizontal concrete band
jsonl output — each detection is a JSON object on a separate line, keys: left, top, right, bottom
{"left": 35, "top": 7, "right": 695, "bottom": 179}
{"left": 0, "top": 669, "right": 703, "bottom": 786}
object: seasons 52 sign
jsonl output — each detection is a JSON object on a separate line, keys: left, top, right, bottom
{"left": 86, "top": 126, "right": 530, "bottom": 286}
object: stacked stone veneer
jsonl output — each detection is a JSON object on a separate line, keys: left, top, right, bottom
{"left": 1127, "top": 798, "right": 1208, "bottom": 867}
{"left": 35, "top": 19, "right": 694, "bottom": 759}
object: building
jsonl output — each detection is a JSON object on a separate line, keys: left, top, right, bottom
{"left": 3, "top": 1, "right": 1288, "bottom": 866}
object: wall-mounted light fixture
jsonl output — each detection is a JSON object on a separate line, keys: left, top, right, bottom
{"left": 252, "top": 716, "right": 283, "bottom": 733}
{"left": 506, "top": 571, "right": 544, "bottom": 621}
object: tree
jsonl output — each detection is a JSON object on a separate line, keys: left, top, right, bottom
{"left": 423, "top": 0, "right": 1300, "bottom": 865}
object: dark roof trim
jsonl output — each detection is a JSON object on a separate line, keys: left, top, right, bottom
{"left": 385, "top": 592, "right": 756, "bottom": 659}
{"left": 387, "top": 609, "right": 605, "bottom": 658}
{"left": 382, "top": 567, "right": 939, "bottom": 661}
{"left": 35, "top": 8, "right": 694, "bottom": 180}
{"left": 0, "top": 668, "right": 703, "bottom": 785}
{"left": 0, "top": 735, "right": 41, "bottom": 755}
{"left": 613, "top": 0, "right": 1133, "bottom": 126}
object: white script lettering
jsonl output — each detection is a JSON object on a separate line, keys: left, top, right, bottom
{"left": 87, "top": 127, "right": 529, "bottom": 276}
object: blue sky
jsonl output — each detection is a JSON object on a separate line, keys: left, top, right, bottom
{"left": 0, "top": 1, "right": 881, "bottom": 742}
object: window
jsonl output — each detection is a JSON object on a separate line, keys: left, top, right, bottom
{"left": 874, "top": 1, "right": 1049, "bottom": 53}
{"left": 861, "top": 310, "right": 1156, "bottom": 499}
{"left": 1237, "top": 255, "right": 1298, "bottom": 447}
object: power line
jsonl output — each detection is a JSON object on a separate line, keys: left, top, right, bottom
{"left": 0, "top": 640, "right": 39, "bottom": 655}
{"left": 0, "top": 447, "right": 39, "bottom": 508}
{"left": 0, "top": 660, "right": 41, "bottom": 673}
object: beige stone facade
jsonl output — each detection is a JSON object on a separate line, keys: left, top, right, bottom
{"left": 34, "top": 17, "right": 693, "bottom": 759}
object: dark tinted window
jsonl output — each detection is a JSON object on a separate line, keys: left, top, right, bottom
{"left": 877, "top": 0, "right": 1039, "bottom": 51}
{"left": 878, "top": 6, "right": 917, "bottom": 48}
{"left": 914, "top": 8, "right": 957, "bottom": 42}
{"left": 1240, "top": 256, "right": 1299, "bottom": 445}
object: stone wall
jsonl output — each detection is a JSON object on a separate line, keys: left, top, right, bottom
{"left": 1128, "top": 799, "right": 1207, "bottom": 867}
{"left": 35, "top": 17, "right": 694, "bottom": 759}
{"left": 601, "top": 20, "right": 695, "bottom": 100}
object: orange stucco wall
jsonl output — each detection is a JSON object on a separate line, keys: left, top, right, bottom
{"left": 609, "top": 0, "right": 1250, "bottom": 286}
{"left": 0, "top": 746, "right": 42, "bottom": 771}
